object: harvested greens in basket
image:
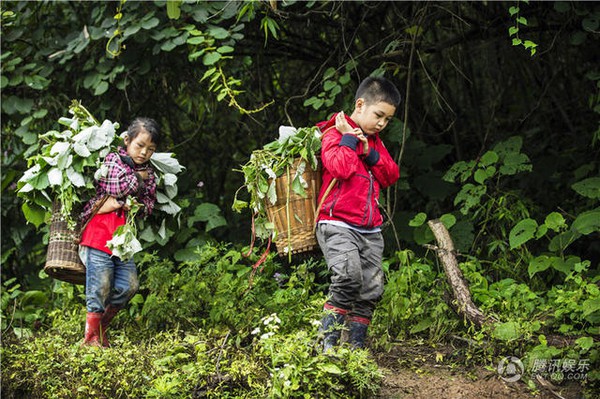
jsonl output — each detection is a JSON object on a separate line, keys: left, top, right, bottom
{"left": 233, "top": 126, "right": 322, "bottom": 255}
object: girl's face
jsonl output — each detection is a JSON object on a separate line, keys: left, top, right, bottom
{"left": 124, "top": 130, "right": 157, "bottom": 165}
{"left": 352, "top": 99, "right": 396, "bottom": 135}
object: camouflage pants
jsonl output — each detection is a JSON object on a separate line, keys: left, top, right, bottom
{"left": 316, "top": 223, "right": 385, "bottom": 320}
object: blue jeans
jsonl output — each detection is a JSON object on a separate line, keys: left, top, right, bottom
{"left": 84, "top": 247, "right": 139, "bottom": 313}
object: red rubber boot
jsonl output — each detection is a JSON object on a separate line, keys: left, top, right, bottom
{"left": 99, "top": 305, "right": 120, "bottom": 347}
{"left": 82, "top": 312, "right": 103, "bottom": 347}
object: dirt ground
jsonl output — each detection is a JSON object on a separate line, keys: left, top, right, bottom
{"left": 373, "top": 343, "right": 589, "bottom": 399}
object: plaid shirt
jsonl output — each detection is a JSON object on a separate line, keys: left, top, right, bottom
{"left": 80, "top": 147, "right": 157, "bottom": 222}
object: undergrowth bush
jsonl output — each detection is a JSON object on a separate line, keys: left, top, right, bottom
{"left": 1, "top": 243, "right": 382, "bottom": 398}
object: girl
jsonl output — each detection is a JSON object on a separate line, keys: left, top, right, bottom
{"left": 79, "top": 117, "right": 160, "bottom": 347}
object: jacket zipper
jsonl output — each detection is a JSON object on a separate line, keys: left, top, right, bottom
{"left": 328, "top": 180, "right": 342, "bottom": 217}
{"left": 366, "top": 171, "right": 374, "bottom": 227}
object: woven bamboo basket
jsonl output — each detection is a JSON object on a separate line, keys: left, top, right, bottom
{"left": 44, "top": 202, "right": 86, "bottom": 285}
{"left": 265, "top": 159, "right": 322, "bottom": 256}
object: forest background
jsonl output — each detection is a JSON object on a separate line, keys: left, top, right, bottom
{"left": 1, "top": 1, "right": 599, "bottom": 398}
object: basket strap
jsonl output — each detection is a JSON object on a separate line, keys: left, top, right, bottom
{"left": 313, "top": 123, "right": 340, "bottom": 230}
{"left": 319, "top": 125, "right": 337, "bottom": 140}
{"left": 313, "top": 177, "right": 337, "bottom": 231}
{"left": 80, "top": 195, "right": 110, "bottom": 232}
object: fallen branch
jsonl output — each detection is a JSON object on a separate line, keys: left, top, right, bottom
{"left": 535, "top": 375, "right": 567, "bottom": 399}
{"left": 426, "top": 219, "right": 496, "bottom": 327}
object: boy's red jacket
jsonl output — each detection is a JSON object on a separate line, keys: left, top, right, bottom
{"left": 316, "top": 113, "right": 400, "bottom": 228}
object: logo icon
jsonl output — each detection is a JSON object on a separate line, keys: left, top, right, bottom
{"left": 497, "top": 356, "right": 524, "bottom": 382}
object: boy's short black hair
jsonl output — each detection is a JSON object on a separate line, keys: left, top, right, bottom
{"left": 127, "top": 117, "right": 161, "bottom": 146}
{"left": 355, "top": 76, "right": 401, "bottom": 108}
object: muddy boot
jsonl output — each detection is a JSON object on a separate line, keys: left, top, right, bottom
{"left": 320, "top": 312, "right": 346, "bottom": 353}
{"left": 348, "top": 316, "right": 370, "bottom": 349}
{"left": 99, "top": 305, "right": 121, "bottom": 347}
{"left": 82, "top": 312, "right": 103, "bottom": 347}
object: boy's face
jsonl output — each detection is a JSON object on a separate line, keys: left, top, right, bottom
{"left": 353, "top": 99, "right": 396, "bottom": 135}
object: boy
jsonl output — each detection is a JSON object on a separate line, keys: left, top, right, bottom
{"left": 315, "top": 76, "right": 401, "bottom": 351}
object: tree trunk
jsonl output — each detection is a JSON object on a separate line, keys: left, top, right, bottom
{"left": 427, "top": 219, "right": 495, "bottom": 327}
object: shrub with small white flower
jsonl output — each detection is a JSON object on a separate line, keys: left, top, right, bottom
{"left": 252, "top": 313, "right": 281, "bottom": 341}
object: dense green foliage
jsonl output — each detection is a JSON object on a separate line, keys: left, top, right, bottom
{"left": 1, "top": 0, "right": 599, "bottom": 397}
{"left": 2, "top": 248, "right": 382, "bottom": 398}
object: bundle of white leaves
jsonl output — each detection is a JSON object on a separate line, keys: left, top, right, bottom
{"left": 17, "top": 101, "right": 119, "bottom": 227}
{"left": 18, "top": 101, "right": 185, "bottom": 259}
{"left": 107, "top": 224, "right": 143, "bottom": 261}
{"left": 150, "top": 152, "right": 184, "bottom": 216}
{"left": 112, "top": 151, "right": 186, "bottom": 259}
{"left": 105, "top": 151, "right": 186, "bottom": 260}
{"left": 107, "top": 197, "right": 143, "bottom": 260}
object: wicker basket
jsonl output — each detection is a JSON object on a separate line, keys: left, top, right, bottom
{"left": 44, "top": 202, "right": 86, "bottom": 285}
{"left": 265, "top": 159, "right": 322, "bottom": 256}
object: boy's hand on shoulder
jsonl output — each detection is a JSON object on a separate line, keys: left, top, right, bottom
{"left": 335, "top": 111, "right": 355, "bottom": 134}
{"left": 336, "top": 111, "right": 368, "bottom": 155}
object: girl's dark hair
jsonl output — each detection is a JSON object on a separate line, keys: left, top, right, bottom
{"left": 127, "top": 117, "right": 161, "bottom": 146}
{"left": 355, "top": 76, "right": 401, "bottom": 108}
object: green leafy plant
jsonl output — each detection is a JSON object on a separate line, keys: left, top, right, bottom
{"left": 232, "top": 126, "right": 322, "bottom": 241}
{"left": 374, "top": 249, "right": 458, "bottom": 346}
{"left": 1, "top": 277, "right": 48, "bottom": 340}
{"left": 508, "top": 1, "right": 538, "bottom": 56}
{"left": 303, "top": 64, "right": 353, "bottom": 111}
{"left": 17, "top": 100, "right": 118, "bottom": 228}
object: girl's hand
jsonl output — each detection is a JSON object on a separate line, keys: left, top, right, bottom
{"left": 98, "top": 196, "right": 122, "bottom": 214}
{"left": 137, "top": 170, "right": 150, "bottom": 180}
{"left": 123, "top": 196, "right": 144, "bottom": 212}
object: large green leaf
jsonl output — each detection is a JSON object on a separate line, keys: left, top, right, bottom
{"left": 454, "top": 183, "right": 486, "bottom": 215}
{"left": 572, "top": 177, "right": 600, "bottom": 199}
{"left": 582, "top": 297, "right": 600, "bottom": 323}
{"left": 571, "top": 209, "right": 600, "bottom": 235}
{"left": 544, "top": 212, "right": 566, "bottom": 232}
{"left": 194, "top": 203, "right": 221, "bottom": 221}
{"left": 207, "top": 26, "right": 229, "bottom": 39}
{"left": 166, "top": 0, "right": 182, "bottom": 20}
{"left": 509, "top": 218, "right": 537, "bottom": 249}
{"left": 202, "top": 52, "right": 222, "bottom": 66}
{"left": 479, "top": 150, "right": 499, "bottom": 166}
{"left": 94, "top": 81, "right": 109, "bottom": 96}
{"left": 409, "top": 212, "right": 427, "bottom": 227}
{"left": 409, "top": 317, "right": 433, "bottom": 334}
{"left": 206, "top": 215, "right": 226, "bottom": 232}
{"left": 21, "top": 202, "right": 46, "bottom": 227}
{"left": 548, "top": 230, "right": 580, "bottom": 252}
{"left": 21, "top": 290, "right": 48, "bottom": 306}
{"left": 528, "top": 255, "right": 554, "bottom": 278}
